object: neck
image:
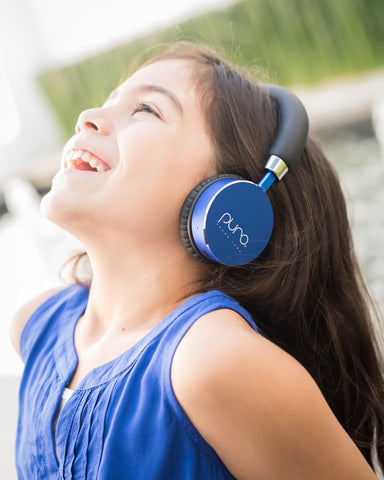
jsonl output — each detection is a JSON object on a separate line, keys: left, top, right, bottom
{"left": 80, "top": 239, "right": 205, "bottom": 338}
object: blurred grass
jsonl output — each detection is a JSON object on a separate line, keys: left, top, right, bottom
{"left": 38, "top": 0, "right": 384, "bottom": 138}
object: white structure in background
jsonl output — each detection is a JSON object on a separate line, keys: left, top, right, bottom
{"left": 0, "top": 0, "right": 62, "bottom": 185}
{"left": 372, "top": 100, "right": 384, "bottom": 157}
{"left": 0, "top": 60, "right": 20, "bottom": 146}
{"left": 297, "top": 70, "right": 384, "bottom": 131}
{"left": 0, "top": 178, "right": 83, "bottom": 376}
{"left": 2, "top": 177, "right": 83, "bottom": 276}
{"left": 0, "top": 2, "right": 65, "bottom": 381}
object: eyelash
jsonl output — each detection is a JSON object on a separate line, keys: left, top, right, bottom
{"left": 132, "top": 101, "right": 161, "bottom": 118}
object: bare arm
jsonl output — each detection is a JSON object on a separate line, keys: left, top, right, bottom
{"left": 172, "top": 309, "right": 378, "bottom": 480}
{"left": 9, "top": 287, "right": 63, "bottom": 358}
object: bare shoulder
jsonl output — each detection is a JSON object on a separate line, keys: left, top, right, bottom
{"left": 9, "top": 287, "right": 63, "bottom": 358}
{"left": 172, "top": 306, "right": 298, "bottom": 388}
{"left": 172, "top": 308, "right": 377, "bottom": 480}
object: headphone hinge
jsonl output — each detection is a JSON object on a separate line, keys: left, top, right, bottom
{"left": 265, "top": 155, "right": 289, "bottom": 181}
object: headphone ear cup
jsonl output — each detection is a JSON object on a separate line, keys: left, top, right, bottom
{"left": 180, "top": 174, "right": 244, "bottom": 261}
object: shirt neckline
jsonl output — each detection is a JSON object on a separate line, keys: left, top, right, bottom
{"left": 54, "top": 286, "right": 224, "bottom": 390}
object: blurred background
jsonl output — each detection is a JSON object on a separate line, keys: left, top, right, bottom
{"left": 1, "top": 0, "right": 384, "bottom": 477}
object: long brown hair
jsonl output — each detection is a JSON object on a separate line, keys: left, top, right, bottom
{"left": 67, "top": 43, "right": 384, "bottom": 470}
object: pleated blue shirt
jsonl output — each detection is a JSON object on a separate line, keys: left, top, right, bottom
{"left": 16, "top": 284, "right": 258, "bottom": 479}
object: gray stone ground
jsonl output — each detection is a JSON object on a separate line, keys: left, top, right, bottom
{"left": 322, "top": 125, "right": 384, "bottom": 314}
{"left": 1, "top": 70, "right": 384, "bottom": 479}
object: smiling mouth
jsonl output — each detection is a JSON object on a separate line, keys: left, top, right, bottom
{"left": 65, "top": 149, "right": 111, "bottom": 172}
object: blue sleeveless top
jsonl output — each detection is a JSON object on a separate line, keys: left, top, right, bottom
{"left": 17, "top": 284, "right": 258, "bottom": 479}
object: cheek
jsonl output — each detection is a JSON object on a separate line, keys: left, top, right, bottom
{"left": 117, "top": 129, "right": 188, "bottom": 195}
{"left": 105, "top": 121, "right": 213, "bottom": 230}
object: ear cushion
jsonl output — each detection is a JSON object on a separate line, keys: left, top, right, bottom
{"left": 180, "top": 174, "right": 244, "bottom": 261}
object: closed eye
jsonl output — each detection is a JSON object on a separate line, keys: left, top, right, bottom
{"left": 132, "top": 101, "right": 161, "bottom": 119}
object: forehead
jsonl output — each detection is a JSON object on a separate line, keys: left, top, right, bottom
{"left": 120, "top": 59, "right": 197, "bottom": 100}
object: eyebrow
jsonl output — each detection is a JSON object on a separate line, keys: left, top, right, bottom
{"left": 132, "top": 84, "right": 184, "bottom": 115}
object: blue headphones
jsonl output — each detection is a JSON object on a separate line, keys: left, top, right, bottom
{"left": 179, "top": 85, "right": 309, "bottom": 266}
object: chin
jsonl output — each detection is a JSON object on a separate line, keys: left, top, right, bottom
{"left": 40, "top": 186, "right": 84, "bottom": 235}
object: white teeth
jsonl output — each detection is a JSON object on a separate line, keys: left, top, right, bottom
{"left": 81, "top": 152, "right": 92, "bottom": 163}
{"left": 66, "top": 148, "right": 110, "bottom": 172}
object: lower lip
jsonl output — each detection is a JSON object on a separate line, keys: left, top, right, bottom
{"left": 52, "top": 168, "right": 108, "bottom": 184}
{"left": 62, "top": 167, "right": 109, "bottom": 175}
{"left": 59, "top": 168, "right": 96, "bottom": 177}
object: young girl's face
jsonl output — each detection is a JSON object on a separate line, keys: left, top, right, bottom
{"left": 42, "top": 59, "right": 214, "bottom": 247}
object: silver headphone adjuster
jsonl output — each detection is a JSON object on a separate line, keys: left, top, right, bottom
{"left": 265, "top": 155, "right": 289, "bottom": 181}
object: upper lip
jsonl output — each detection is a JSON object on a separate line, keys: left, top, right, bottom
{"left": 63, "top": 144, "right": 112, "bottom": 172}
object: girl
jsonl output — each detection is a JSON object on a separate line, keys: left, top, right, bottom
{"left": 10, "top": 43, "right": 383, "bottom": 479}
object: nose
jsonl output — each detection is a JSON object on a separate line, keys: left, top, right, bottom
{"left": 75, "top": 107, "right": 113, "bottom": 135}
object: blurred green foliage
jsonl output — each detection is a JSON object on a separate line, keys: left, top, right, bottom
{"left": 38, "top": 0, "right": 384, "bottom": 138}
